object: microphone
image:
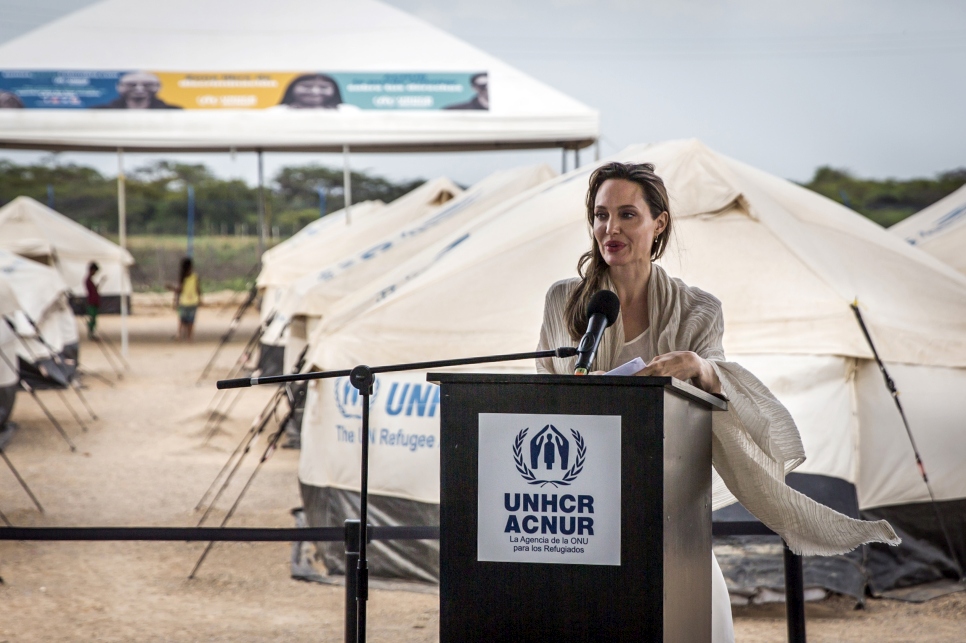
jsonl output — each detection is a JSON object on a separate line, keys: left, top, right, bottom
{"left": 574, "top": 290, "right": 620, "bottom": 375}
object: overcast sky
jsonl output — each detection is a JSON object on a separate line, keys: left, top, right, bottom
{"left": 1, "top": 0, "right": 964, "bottom": 187}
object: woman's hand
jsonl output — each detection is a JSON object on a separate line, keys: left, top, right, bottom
{"left": 637, "top": 351, "right": 721, "bottom": 394}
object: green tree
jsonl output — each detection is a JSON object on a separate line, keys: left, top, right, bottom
{"left": 802, "top": 166, "right": 966, "bottom": 227}
{"left": 272, "top": 163, "right": 424, "bottom": 217}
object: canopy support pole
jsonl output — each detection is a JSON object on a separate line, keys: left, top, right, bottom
{"left": 116, "top": 149, "right": 128, "bottom": 357}
{"left": 343, "top": 145, "right": 353, "bottom": 225}
{"left": 561, "top": 147, "right": 567, "bottom": 174}
{"left": 574, "top": 148, "right": 580, "bottom": 170}
{"left": 595, "top": 139, "right": 601, "bottom": 162}
{"left": 256, "top": 150, "right": 266, "bottom": 260}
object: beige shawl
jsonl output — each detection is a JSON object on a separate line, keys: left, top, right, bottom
{"left": 536, "top": 264, "right": 899, "bottom": 556}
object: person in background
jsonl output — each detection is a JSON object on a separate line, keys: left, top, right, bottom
{"left": 93, "top": 71, "right": 182, "bottom": 110}
{"left": 444, "top": 72, "right": 489, "bottom": 110}
{"left": 85, "top": 262, "right": 100, "bottom": 340}
{"left": 277, "top": 73, "right": 344, "bottom": 109}
{"left": 0, "top": 91, "right": 24, "bottom": 108}
{"left": 172, "top": 257, "right": 201, "bottom": 341}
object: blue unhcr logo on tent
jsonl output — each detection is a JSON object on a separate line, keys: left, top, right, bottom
{"left": 513, "top": 424, "right": 586, "bottom": 488}
{"left": 333, "top": 376, "right": 381, "bottom": 419}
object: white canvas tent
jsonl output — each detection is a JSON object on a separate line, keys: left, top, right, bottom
{"left": 264, "top": 201, "right": 386, "bottom": 309}
{"left": 0, "top": 249, "right": 79, "bottom": 389}
{"left": 257, "top": 179, "right": 460, "bottom": 375}
{"left": 0, "top": 279, "right": 21, "bottom": 429}
{"left": 297, "top": 140, "right": 966, "bottom": 592}
{"left": 278, "top": 164, "right": 557, "bottom": 378}
{"left": 258, "top": 200, "right": 386, "bottom": 321}
{"left": 293, "top": 165, "right": 557, "bottom": 322}
{"left": 889, "top": 184, "right": 966, "bottom": 275}
{"left": 0, "top": 196, "right": 135, "bottom": 312}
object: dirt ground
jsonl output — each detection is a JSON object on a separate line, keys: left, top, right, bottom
{"left": 0, "top": 305, "right": 963, "bottom": 642}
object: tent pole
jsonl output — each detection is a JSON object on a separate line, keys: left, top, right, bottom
{"left": 561, "top": 147, "right": 567, "bottom": 174}
{"left": 343, "top": 145, "right": 353, "bottom": 225}
{"left": 187, "top": 185, "right": 195, "bottom": 258}
{"left": 850, "top": 302, "right": 963, "bottom": 579}
{"left": 117, "top": 148, "right": 128, "bottom": 357}
{"left": 256, "top": 150, "right": 266, "bottom": 260}
{"left": 595, "top": 139, "right": 600, "bottom": 162}
{"left": 574, "top": 148, "right": 580, "bottom": 170}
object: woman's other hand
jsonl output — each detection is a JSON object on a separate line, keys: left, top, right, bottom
{"left": 637, "top": 351, "right": 721, "bottom": 394}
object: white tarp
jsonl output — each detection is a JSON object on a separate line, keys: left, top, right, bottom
{"left": 0, "top": 248, "right": 70, "bottom": 322}
{"left": 0, "top": 196, "right": 134, "bottom": 298}
{"left": 259, "top": 178, "right": 461, "bottom": 348}
{"left": 889, "top": 184, "right": 966, "bottom": 275}
{"left": 0, "top": 318, "right": 18, "bottom": 388}
{"left": 0, "top": 0, "right": 598, "bottom": 152}
{"left": 0, "top": 248, "right": 78, "bottom": 359}
{"left": 258, "top": 200, "right": 385, "bottom": 325}
{"left": 294, "top": 164, "right": 557, "bottom": 319}
{"left": 259, "top": 201, "right": 386, "bottom": 288}
{"left": 0, "top": 279, "right": 21, "bottom": 387}
{"left": 298, "top": 139, "right": 966, "bottom": 511}
{"left": 276, "top": 165, "right": 555, "bottom": 374}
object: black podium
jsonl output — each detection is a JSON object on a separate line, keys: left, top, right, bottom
{"left": 429, "top": 373, "right": 727, "bottom": 643}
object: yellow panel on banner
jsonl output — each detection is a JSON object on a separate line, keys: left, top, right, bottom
{"left": 154, "top": 72, "right": 299, "bottom": 109}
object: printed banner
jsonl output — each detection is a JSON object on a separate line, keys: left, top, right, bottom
{"left": 477, "top": 413, "right": 622, "bottom": 566}
{"left": 300, "top": 372, "right": 443, "bottom": 503}
{"left": 0, "top": 70, "right": 488, "bottom": 111}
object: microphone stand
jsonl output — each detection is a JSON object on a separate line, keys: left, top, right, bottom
{"left": 216, "top": 346, "right": 577, "bottom": 643}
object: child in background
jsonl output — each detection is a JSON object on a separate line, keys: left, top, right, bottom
{"left": 85, "top": 262, "right": 100, "bottom": 340}
{"left": 173, "top": 257, "right": 201, "bottom": 341}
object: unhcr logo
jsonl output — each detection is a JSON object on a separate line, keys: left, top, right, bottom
{"left": 333, "top": 376, "right": 380, "bottom": 419}
{"left": 513, "top": 425, "right": 586, "bottom": 488}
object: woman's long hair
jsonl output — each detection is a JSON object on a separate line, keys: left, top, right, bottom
{"left": 278, "top": 73, "right": 343, "bottom": 108}
{"left": 178, "top": 257, "right": 193, "bottom": 288}
{"left": 563, "top": 162, "right": 673, "bottom": 340}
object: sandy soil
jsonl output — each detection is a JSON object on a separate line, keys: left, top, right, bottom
{"left": 0, "top": 307, "right": 962, "bottom": 642}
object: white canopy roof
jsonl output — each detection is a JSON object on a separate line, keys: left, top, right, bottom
{"left": 889, "top": 184, "right": 966, "bottom": 275}
{"left": 306, "top": 139, "right": 966, "bottom": 370}
{"left": 0, "top": 0, "right": 599, "bottom": 152}
{"left": 0, "top": 196, "right": 134, "bottom": 297}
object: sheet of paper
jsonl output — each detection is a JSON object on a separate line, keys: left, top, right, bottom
{"left": 605, "top": 357, "right": 646, "bottom": 377}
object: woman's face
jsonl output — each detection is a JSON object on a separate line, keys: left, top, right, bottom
{"left": 292, "top": 78, "right": 337, "bottom": 108}
{"left": 592, "top": 178, "right": 667, "bottom": 268}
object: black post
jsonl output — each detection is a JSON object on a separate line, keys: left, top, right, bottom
{"left": 349, "top": 365, "right": 374, "bottom": 643}
{"left": 344, "top": 519, "right": 360, "bottom": 643}
{"left": 783, "top": 541, "right": 807, "bottom": 643}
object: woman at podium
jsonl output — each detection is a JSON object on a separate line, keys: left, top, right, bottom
{"left": 536, "top": 162, "right": 899, "bottom": 643}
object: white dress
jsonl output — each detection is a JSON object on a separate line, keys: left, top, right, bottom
{"left": 617, "top": 328, "right": 736, "bottom": 643}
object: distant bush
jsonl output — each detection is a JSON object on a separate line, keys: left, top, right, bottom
{"left": 801, "top": 166, "right": 966, "bottom": 227}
